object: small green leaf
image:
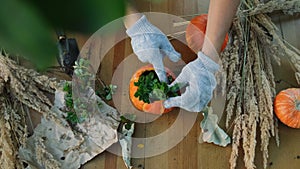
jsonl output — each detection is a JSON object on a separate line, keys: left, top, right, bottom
{"left": 97, "top": 101, "right": 103, "bottom": 108}
{"left": 120, "top": 116, "right": 127, "bottom": 123}
{"left": 66, "top": 111, "right": 79, "bottom": 124}
{"left": 122, "top": 114, "right": 136, "bottom": 121}
{"left": 109, "top": 84, "right": 117, "bottom": 94}
{"left": 63, "top": 82, "right": 71, "bottom": 92}
{"left": 133, "top": 70, "right": 181, "bottom": 103}
{"left": 96, "top": 84, "right": 117, "bottom": 101}
{"left": 125, "top": 123, "right": 133, "bottom": 130}
{"left": 106, "top": 94, "right": 112, "bottom": 100}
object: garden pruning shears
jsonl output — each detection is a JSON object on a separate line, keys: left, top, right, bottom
{"left": 56, "top": 29, "right": 79, "bottom": 76}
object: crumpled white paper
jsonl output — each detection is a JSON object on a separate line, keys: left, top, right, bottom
{"left": 19, "top": 83, "right": 120, "bottom": 169}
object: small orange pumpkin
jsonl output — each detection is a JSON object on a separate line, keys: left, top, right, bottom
{"left": 274, "top": 88, "right": 300, "bottom": 128}
{"left": 185, "top": 14, "right": 228, "bottom": 53}
{"left": 129, "top": 65, "right": 176, "bottom": 114}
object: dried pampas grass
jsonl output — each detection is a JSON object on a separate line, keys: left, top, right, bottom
{"left": 222, "top": 0, "right": 300, "bottom": 168}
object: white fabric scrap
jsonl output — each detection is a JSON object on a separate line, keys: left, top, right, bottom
{"left": 199, "top": 107, "right": 231, "bottom": 147}
{"left": 54, "top": 89, "right": 66, "bottom": 110}
{"left": 119, "top": 123, "right": 135, "bottom": 169}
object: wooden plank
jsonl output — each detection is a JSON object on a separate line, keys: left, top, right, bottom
{"left": 168, "top": 146, "right": 184, "bottom": 169}
{"left": 181, "top": 115, "right": 199, "bottom": 169}
{"left": 150, "top": 0, "right": 169, "bottom": 13}
{"left": 183, "top": 0, "right": 198, "bottom": 16}
{"left": 132, "top": 0, "right": 151, "bottom": 12}
{"left": 99, "top": 32, "right": 123, "bottom": 169}
{"left": 98, "top": 36, "right": 115, "bottom": 85}
{"left": 81, "top": 1, "right": 300, "bottom": 169}
{"left": 267, "top": 13, "right": 300, "bottom": 169}
{"left": 197, "top": 0, "right": 209, "bottom": 14}
{"left": 113, "top": 37, "right": 126, "bottom": 73}
{"left": 168, "top": 0, "right": 184, "bottom": 16}
{"left": 167, "top": 125, "right": 184, "bottom": 169}
{"left": 280, "top": 14, "right": 300, "bottom": 49}
{"left": 269, "top": 14, "right": 291, "bottom": 92}
{"left": 104, "top": 152, "right": 118, "bottom": 169}
{"left": 144, "top": 1, "right": 171, "bottom": 168}
{"left": 271, "top": 14, "right": 300, "bottom": 91}
{"left": 197, "top": 139, "right": 232, "bottom": 169}
{"left": 144, "top": 113, "right": 170, "bottom": 169}
{"left": 116, "top": 155, "right": 129, "bottom": 169}
{"left": 267, "top": 124, "right": 300, "bottom": 169}
{"left": 165, "top": 109, "right": 188, "bottom": 169}
{"left": 81, "top": 154, "right": 105, "bottom": 169}
{"left": 122, "top": 37, "right": 147, "bottom": 169}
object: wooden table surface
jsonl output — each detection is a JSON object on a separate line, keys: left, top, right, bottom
{"left": 77, "top": 0, "right": 300, "bottom": 169}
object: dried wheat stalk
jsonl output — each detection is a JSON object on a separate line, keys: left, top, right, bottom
{"left": 223, "top": 0, "right": 300, "bottom": 168}
{"left": 0, "top": 97, "right": 28, "bottom": 169}
{"left": 0, "top": 53, "right": 57, "bottom": 115}
{"left": 224, "top": 18, "right": 245, "bottom": 127}
{"left": 229, "top": 115, "right": 242, "bottom": 169}
{"left": 241, "top": 0, "right": 300, "bottom": 16}
{"left": 0, "top": 53, "right": 58, "bottom": 169}
{"left": 0, "top": 53, "right": 122, "bottom": 169}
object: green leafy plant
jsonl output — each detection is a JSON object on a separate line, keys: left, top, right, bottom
{"left": 106, "top": 113, "right": 136, "bottom": 132}
{"left": 73, "top": 58, "right": 95, "bottom": 87}
{"left": 134, "top": 70, "right": 180, "bottom": 104}
{"left": 63, "top": 82, "right": 80, "bottom": 125}
{"left": 71, "top": 58, "right": 95, "bottom": 123}
{"left": 63, "top": 58, "right": 95, "bottom": 124}
{"left": 120, "top": 114, "right": 136, "bottom": 130}
{"left": 63, "top": 58, "right": 118, "bottom": 124}
{"left": 96, "top": 84, "right": 117, "bottom": 101}
{"left": 66, "top": 111, "right": 80, "bottom": 124}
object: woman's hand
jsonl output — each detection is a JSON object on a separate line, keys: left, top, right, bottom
{"left": 164, "top": 52, "right": 219, "bottom": 112}
{"left": 126, "top": 15, "right": 181, "bottom": 82}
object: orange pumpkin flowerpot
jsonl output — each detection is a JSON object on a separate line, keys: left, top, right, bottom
{"left": 274, "top": 88, "right": 300, "bottom": 128}
{"left": 129, "top": 65, "right": 176, "bottom": 114}
{"left": 185, "top": 14, "right": 229, "bottom": 53}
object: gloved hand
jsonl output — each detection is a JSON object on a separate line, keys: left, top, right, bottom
{"left": 126, "top": 15, "right": 181, "bottom": 82}
{"left": 164, "top": 51, "right": 219, "bottom": 112}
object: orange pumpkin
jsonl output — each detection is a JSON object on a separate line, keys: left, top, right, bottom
{"left": 274, "top": 88, "right": 300, "bottom": 128}
{"left": 185, "top": 14, "right": 228, "bottom": 53}
{"left": 129, "top": 65, "right": 175, "bottom": 114}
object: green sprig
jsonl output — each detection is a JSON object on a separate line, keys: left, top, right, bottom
{"left": 134, "top": 70, "right": 180, "bottom": 103}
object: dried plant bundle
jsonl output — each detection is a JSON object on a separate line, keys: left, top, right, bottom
{"left": 0, "top": 53, "right": 119, "bottom": 168}
{"left": 0, "top": 99, "right": 28, "bottom": 169}
{"left": 0, "top": 52, "right": 58, "bottom": 169}
{"left": 0, "top": 54, "right": 57, "bottom": 115}
{"left": 222, "top": 0, "right": 300, "bottom": 168}
{"left": 241, "top": 0, "right": 300, "bottom": 16}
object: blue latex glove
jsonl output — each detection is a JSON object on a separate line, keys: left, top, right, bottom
{"left": 126, "top": 15, "right": 181, "bottom": 82}
{"left": 164, "top": 51, "right": 219, "bottom": 112}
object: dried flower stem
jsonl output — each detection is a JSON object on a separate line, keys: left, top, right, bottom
{"left": 0, "top": 53, "right": 58, "bottom": 168}
{"left": 224, "top": 0, "right": 300, "bottom": 168}
{"left": 240, "top": 0, "right": 300, "bottom": 16}
{"left": 0, "top": 54, "right": 57, "bottom": 115}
